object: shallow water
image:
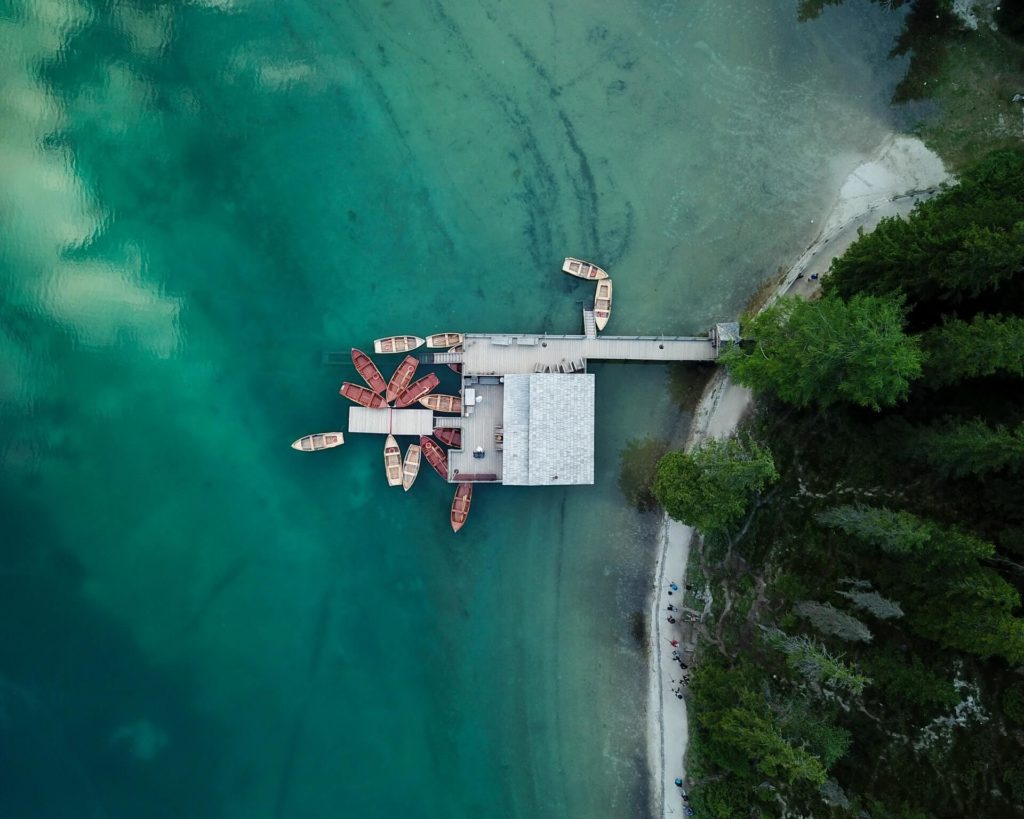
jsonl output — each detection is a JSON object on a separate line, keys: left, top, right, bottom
{"left": 1, "top": 1, "right": 907, "bottom": 816}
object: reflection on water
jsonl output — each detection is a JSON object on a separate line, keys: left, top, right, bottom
{"left": 1, "top": 0, "right": 910, "bottom": 816}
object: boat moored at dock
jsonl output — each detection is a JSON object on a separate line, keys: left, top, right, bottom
{"left": 384, "top": 435, "right": 403, "bottom": 487}
{"left": 394, "top": 373, "right": 440, "bottom": 408}
{"left": 594, "top": 279, "right": 613, "bottom": 331}
{"left": 290, "top": 432, "right": 344, "bottom": 451}
{"left": 374, "top": 335, "right": 425, "bottom": 354}
{"left": 426, "top": 332, "right": 463, "bottom": 349}
{"left": 419, "top": 394, "right": 462, "bottom": 414}
{"left": 420, "top": 437, "right": 448, "bottom": 480}
{"left": 340, "top": 382, "right": 388, "bottom": 409}
{"left": 562, "top": 257, "right": 608, "bottom": 280}
{"left": 450, "top": 483, "right": 472, "bottom": 532}
{"left": 351, "top": 348, "right": 386, "bottom": 393}
{"left": 385, "top": 355, "right": 419, "bottom": 404}
{"left": 402, "top": 444, "right": 421, "bottom": 491}
{"left": 433, "top": 428, "right": 461, "bottom": 448}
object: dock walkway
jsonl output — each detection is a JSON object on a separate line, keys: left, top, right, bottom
{"left": 461, "top": 333, "right": 717, "bottom": 376}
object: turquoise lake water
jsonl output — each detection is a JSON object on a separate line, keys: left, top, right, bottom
{"left": 1, "top": 1, "right": 909, "bottom": 816}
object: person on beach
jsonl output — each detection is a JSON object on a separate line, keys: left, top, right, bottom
{"left": 669, "top": 581, "right": 679, "bottom": 591}
{"left": 670, "top": 639, "right": 679, "bottom": 647}
{"left": 667, "top": 616, "right": 676, "bottom": 624}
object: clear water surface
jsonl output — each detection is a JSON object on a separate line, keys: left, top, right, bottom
{"left": 1, "top": 1, "right": 908, "bottom": 816}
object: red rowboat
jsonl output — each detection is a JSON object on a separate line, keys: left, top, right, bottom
{"left": 340, "top": 382, "right": 388, "bottom": 409}
{"left": 433, "top": 428, "right": 461, "bottom": 448}
{"left": 450, "top": 483, "right": 472, "bottom": 532}
{"left": 385, "top": 355, "right": 419, "bottom": 404}
{"left": 420, "top": 436, "right": 448, "bottom": 480}
{"left": 394, "top": 373, "right": 440, "bottom": 408}
{"left": 351, "top": 348, "right": 386, "bottom": 394}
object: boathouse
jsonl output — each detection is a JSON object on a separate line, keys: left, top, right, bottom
{"left": 345, "top": 327, "right": 727, "bottom": 485}
{"left": 444, "top": 373, "right": 595, "bottom": 486}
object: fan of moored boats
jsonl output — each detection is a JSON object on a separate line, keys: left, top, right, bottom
{"left": 292, "top": 333, "right": 472, "bottom": 532}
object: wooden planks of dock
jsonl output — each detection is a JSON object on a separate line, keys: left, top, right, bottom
{"left": 460, "top": 333, "right": 717, "bottom": 376}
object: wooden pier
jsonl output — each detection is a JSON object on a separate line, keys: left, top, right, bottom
{"left": 460, "top": 331, "right": 719, "bottom": 376}
{"left": 336, "top": 323, "right": 738, "bottom": 487}
{"left": 443, "top": 326, "right": 735, "bottom": 485}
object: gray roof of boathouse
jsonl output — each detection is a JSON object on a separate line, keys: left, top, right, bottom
{"left": 501, "top": 373, "right": 594, "bottom": 486}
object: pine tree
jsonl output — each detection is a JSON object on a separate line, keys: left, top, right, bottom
{"left": 836, "top": 589, "right": 904, "bottom": 620}
{"left": 920, "top": 314, "right": 1024, "bottom": 388}
{"left": 827, "top": 151, "right": 1024, "bottom": 305}
{"left": 794, "top": 601, "right": 873, "bottom": 643}
{"left": 765, "top": 628, "right": 870, "bottom": 694}
{"left": 904, "top": 417, "right": 1024, "bottom": 477}
{"left": 816, "top": 504, "right": 993, "bottom": 565}
{"left": 724, "top": 293, "right": 922, "bottom": 411}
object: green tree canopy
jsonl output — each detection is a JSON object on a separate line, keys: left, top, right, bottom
{"left": 903, "top": 417, "right": 1024, "bottom": 477}
{"left": 920, "top": 314, "right": 1024, "bottom": 388}
{"left": 826, "top": 150, "right": 1024, "bottom": 306}
{"left": 653, "top": 436, "right": 778, "bottom": 533}
{"left": 816, "top": 504, "right": 994, "bottom": 565}
{"left": 819, "top": 504, "right": 1024, "bottom": 663}
{"left": 724, "top": 294, "right": 922, "bottom": 411}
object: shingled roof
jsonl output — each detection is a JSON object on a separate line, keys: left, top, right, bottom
{"left": 501, "top": 374, "right": 595, "bottom": 486}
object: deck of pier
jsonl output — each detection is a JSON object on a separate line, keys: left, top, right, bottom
{"left": 460, "top": 332, "right": 717, "bottom": 376}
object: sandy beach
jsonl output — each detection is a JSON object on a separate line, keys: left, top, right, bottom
{"left": 645, "top": 134, "right": 950, "bottom": 818}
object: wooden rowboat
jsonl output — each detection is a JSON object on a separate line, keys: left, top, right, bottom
{"left": 290, "top": 432, "right": 344, "bottom": 452}
{"left": 402, "top": 444, "right": 421, "bottom": 491}
{"left": 384, "top": 435, "right": 402, "bottom": 487}
{"left": 594, "top": 278, "right": 613, "bottom": 331}
{"left": 419, "top": 394, "right": 462, "bottom": 414}
{"left": 420, "top": 436, "right": 448, "bottom": 480}
{"left": 447, "top": 344, "right": 462, "bottom": 374}
{"left": 351, "top": 348, "right": 386, "bottom": 394}
{"left": 433, "top": 428, "right": 461, "bottom": 448}
{"left": 450, "top": 483, "right": 473, "bottom": 532}
{"left": 374, "top": 335, "right": 424, "bottom": 354}
{"left": 426, "top": 332, "right": 463, "bottom": 349}
{"left": 340, "top": 382, "right": 388, "bottom": 409}
{"left": 562, "top": 257, "right": 608, "bottom": 280}
{"left": 385, "top": 355, "right": 419, "bottom": 404}
{"left": 394, "top": 373, "right": 440, "bottom": 408}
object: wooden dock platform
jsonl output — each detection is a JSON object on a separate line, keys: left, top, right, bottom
{"left": 339, "top": 324, "right": 739, "bottom": 486}
{"left": 461, "top": 332, "right": 717, "bottom": 376}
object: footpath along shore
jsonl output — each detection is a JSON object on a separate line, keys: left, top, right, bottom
{"left": 645, "top": 135, "right": 950, "bottom": 819}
